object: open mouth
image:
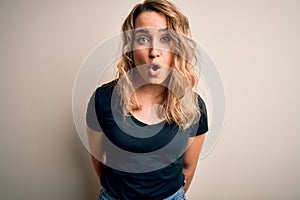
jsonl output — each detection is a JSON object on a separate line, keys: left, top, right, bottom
{"left": 151, "top": 64, "right": 160, "bottom": 71}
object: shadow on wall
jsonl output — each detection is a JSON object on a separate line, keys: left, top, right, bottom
{"left": 72, "top": 130, "right": 101, "bottom": 200}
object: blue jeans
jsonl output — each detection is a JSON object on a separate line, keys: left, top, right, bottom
{"left": 98, "top": 186, "right": 186, "bottom": 200}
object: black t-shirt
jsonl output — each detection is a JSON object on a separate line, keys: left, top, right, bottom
{"left": 86, "top": 80, "right": 208, "bottom": 200}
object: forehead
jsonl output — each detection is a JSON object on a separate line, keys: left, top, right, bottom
{"left": 134, "top": 11, "right": 167, "bottom": 29}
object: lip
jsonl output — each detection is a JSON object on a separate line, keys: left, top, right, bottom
{"left": 148, "top": 62, "right": 161, "bottom": 76}
{"left": 149, "top": 62, "right": 161, "bottom": 71}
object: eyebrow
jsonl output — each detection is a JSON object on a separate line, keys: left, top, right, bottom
{"left": 134, "top": 28, "right": 168, "bottom": 34}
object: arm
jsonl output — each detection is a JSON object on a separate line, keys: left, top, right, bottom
{"left": 91, "top": 154, "right": 103, "bottom": 179}
{"left": 86, "top": 126, "right": 106, "bottom": 179}
{"left": 182, "top": 134, "right": 206, "bottom": 193}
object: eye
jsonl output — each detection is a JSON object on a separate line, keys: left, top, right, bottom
{"left": 137, "top": 36, "right": 150, "bottom": 44}
{"left": 160, "top": 35, "right": 171, "bottom": 43}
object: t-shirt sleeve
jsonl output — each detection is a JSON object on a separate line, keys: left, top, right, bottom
{"left": 190, "top": 95, "right": 209, "bottom": 137}
{"left": 86, "top": 88, "right": 103, "bottom": 132}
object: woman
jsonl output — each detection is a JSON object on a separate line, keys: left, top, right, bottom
{"left": 86, "top": 0, "right": 208, "bottom": 199}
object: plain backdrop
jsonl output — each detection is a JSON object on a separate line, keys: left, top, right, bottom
{"left": 0, "top": 0, "right": 299, "bottom": 200}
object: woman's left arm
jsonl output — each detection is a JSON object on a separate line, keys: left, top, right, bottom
{"left": 182, "top": 134, "right": 206, "bottom": 193}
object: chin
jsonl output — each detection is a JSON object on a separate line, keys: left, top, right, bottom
{"left": 147, "top": 77, "right": 168, "bottom": 85}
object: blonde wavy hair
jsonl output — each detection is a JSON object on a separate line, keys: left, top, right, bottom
{"left": 116, "top": 0, "right": 201, "bottom": 129}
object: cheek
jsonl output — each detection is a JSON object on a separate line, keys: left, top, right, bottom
{"left": 164, "top": 52, "right": 174, "bottom": 66}
{"left": 133, "top": 49, "right": 147, "bottom": 66}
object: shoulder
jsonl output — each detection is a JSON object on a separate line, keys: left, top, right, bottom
{"left": 190, "top": 92, "right": 209, "bottom": 135}
{"left": 94, "top": 79, "right": 118, "bottom": 99}
{"left": 96, "top": 79, "right": 118, "bottom": 92}
{"left": 194, "top": 92, "right": 207, "bottom": 114}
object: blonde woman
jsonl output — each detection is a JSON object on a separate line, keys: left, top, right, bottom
{"left": 86, "top": 0, "right": 208, "bottom": 199}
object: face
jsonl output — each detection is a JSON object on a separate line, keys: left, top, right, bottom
{"left": 132, "top": 11, "right": 174, "bottom": 85}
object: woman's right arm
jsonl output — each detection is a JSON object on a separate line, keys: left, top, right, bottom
{"left": 86, "top": 126, "right": 106, "bottom": 179}
{"left": 91, "top": 154, "right": 103, "bottom": 180}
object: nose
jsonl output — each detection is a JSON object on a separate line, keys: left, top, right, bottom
{"left": 149, "top": 38, "right": 161, "bottom": 58}
{"left": 149, "top": 47, "right": 160, "bottom": 59}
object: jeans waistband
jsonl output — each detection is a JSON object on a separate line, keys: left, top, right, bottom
{"left": 98, "top": 186, "right": 186, "bottom": 200}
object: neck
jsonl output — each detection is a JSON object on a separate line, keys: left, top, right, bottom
{"left": 135, "top": 84, "right": 165, "bottom": 105}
